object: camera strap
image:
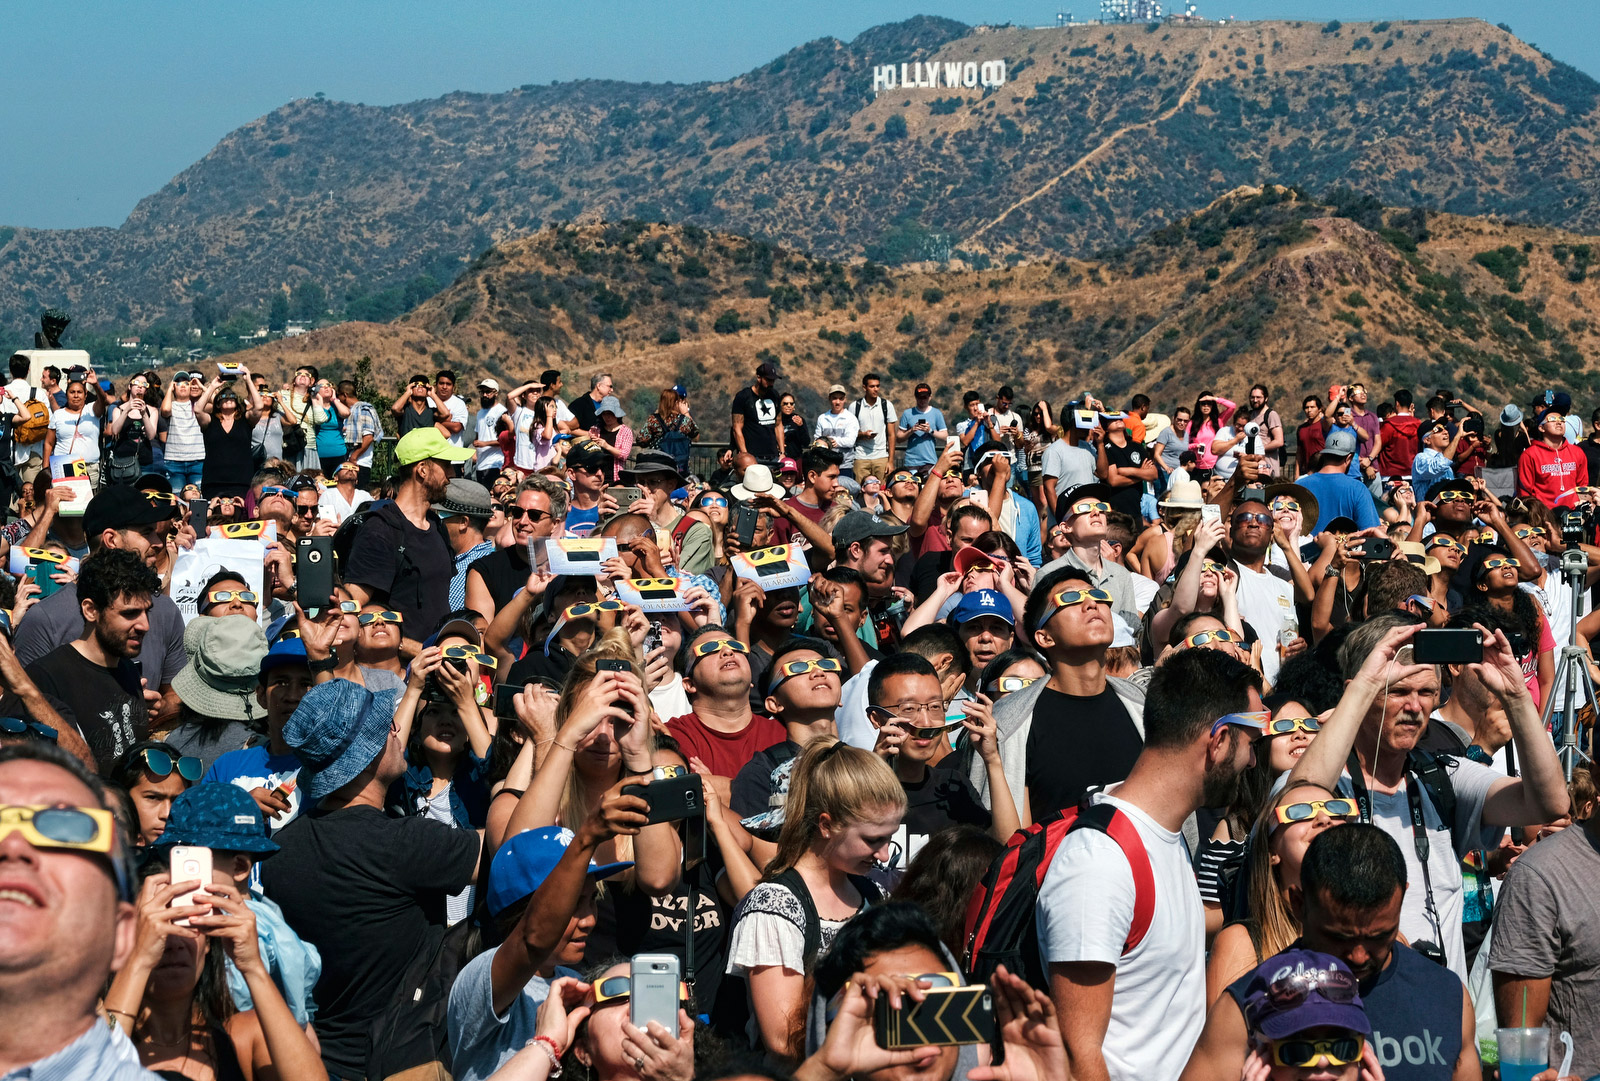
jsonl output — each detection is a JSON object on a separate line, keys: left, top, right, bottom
{"left": 1345, "top": 751, "right": 1448, "bottom": 953}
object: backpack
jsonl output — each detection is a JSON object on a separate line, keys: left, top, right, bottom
{"left": 964, "top": 798, "right": 1154, "bottom": 986}
{"left": 12, "top": 389, "right": 49, "bottom": 447}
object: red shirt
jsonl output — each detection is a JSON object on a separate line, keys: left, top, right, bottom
{"left": 771, "top": 496, "right": 827, "bottom": 545}
{"left": 1518, "top": 440, "right": 1589, "bottom": 509}
{"left": 666, "top": 710, "right": 787, "bottom": 778}
{"left": 915, "top": 520, "right": 951, "bottom": 556}
{"left": 1296, "top": 421, "right": 1326, "bottom": 474}
{"left": 1375, "top": 414, "right": 1420, "bottom": 478}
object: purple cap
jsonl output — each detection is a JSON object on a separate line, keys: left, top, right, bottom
{"left": 1242, "top": 950, "right": 1369, "bottom": 1040}
{"left": 950, "top": 588, "right": 1014, "bottom": 627}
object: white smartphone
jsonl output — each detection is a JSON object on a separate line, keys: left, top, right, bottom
{"left": 630, "top": 953, "right": 681, "bottom": 1038}
{"left": 169, "top": 845, "right": 213, "bottom": 925}
{"left": 1200, "top": 503, "right": 1222, "bottom": 523}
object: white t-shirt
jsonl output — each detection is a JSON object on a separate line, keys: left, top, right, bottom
{"left": 1, "top": 377, "right": 39, "bottom": 465}
{"left": 1231, "top": 560, "right": 1296, "bottom": 687}
{"left": 165, "top": 400, "right": 205, "bottom": 462}
{"left": 815, "top": 409, "right": 860, "bottom": 467}
{"left": 1037, "top": 791, "right": 1205, "bottom": 1081}
{"left": 474, "top": 404, "right": 507, "bottom": 471}
{"left": 512, "top": 407, "right": 538, "bottom": 471}
{"left": 318, "top": 486, "right": 373, "bottom": 526}
{"left": 50, "top": 406, "right": 102, "bottom": 463}
{"left": 441, "top": 395, "right": 471, "bottom": 449}
{"left": 851, "top": 397, "right": 894, "bottom": 461}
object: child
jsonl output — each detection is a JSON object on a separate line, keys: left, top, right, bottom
{"left": 1242, "top": 949, "right": 1375, "bottom": 1081}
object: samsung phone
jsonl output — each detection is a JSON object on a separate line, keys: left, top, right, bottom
{"left": 621, "top": 771, "right": 705, "bottom": 825}
{"left": 296, "top": 536, "right": 335, "bottom": 611}
{"left": 630, "top": 954, "right": 681, "bottom": 1038}
{"left": 607, "top": 485, "right": 644, "bottom": 508}
{"left": 169, "top": 845, "right": 213, "bottom": 925}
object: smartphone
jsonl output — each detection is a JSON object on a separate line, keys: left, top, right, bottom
{"left": 1200, "top": 503, "right": 1221, "bottom": 523}
{"left": 874, "top": 984, "right": 995, "bottom": 1049}
{"left": 1412, "top": 628, "right": 1483, "bottom": 665}
{"left": 630, "top": 954, "right": 681, "bottom": 1038}
{"left": 597, "top": 658, "right": 633, "bottom": 673}
{"left": 188, "top": 498, "right": 209, "bottom": 528}
{"left": 1356, "top": 537, "right": 1396, "bottom": 561}
{"left": 529, "top": 538, "right": 550, "bottom": 576}
{"left": 29, "top": 560, "right": 65, "bottom": 599}
{"left": 643, "top": 619, "right": 663, "bottom": 657}
{"left": 169, "top": 845, "right": 213, "bottom": 925}
{"left": 493, "top": 683, "right": 522, "bottom": 720}
{"left": 296, "top": 536, "right": 335, "bottom": 611}
{"left": 607, "top": 485, "right": 644, "bottom": 507}
{"left": 621, "top": 771, "right": 705, "bottom": 825}
{"left": 735, "top": 502, "right": 758, "bottom": 547}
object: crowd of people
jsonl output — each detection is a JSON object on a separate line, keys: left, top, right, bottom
{"left": 1, "top": 352, "right": 1597, "bottom": 1081}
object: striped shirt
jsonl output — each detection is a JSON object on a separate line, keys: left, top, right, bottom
{"left": 2, "top": 1018, "right": 162, "bottom": 1079}
{"left": 164, "top": 401, "right": 205, "bottom": 462}
{"left": 343, "top": 401, "right": 382, "bottom": 468}
{"left": 449, "top": 540, "right": 496, "bottom": 610}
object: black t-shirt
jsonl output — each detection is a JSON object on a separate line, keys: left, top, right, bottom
{"left": 1024, "top": 685, "right": 1142, "bottom": 820}
{"left": 899, "top": 762, "right": 991, "bottom": 858}
{"left": 202, "top": 415, "right": 255, "bottom": 496}
{"left": 571, "top": 394, "right": 601, "bottom": 432}
{"left": 395, "top": 400, "right": 435, "bottom": 436}
{"left": 780, "top": 413, "right": 807, "bottom": 457}
{"left": 911, "top": 549, "right": 956, "bottom": 604}
{"left": 731, "top": 387, "right": 780, "bottom": 460}
{"left": 597, "top": 856, "right": 731, "bottom": 1019}
{"left": 1103, "top": 439, "right": 1146, "bottom": 520}
{"left": 260, "top": 805, "right": 478, "bottom": 1077}
{"left": 344, "top": 500, "right": 455, "bottom": 641}
{"left": 25, "top": 644, "right": 147, "bottom": 774}
{"left": 730, "top": 739, "right": 800, "bottom": 817}
{"left": 468, "top": 545, "right": 529, "bottom": 614}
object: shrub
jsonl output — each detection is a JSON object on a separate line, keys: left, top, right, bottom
{"left": 657, "top": 325, "right": 682, "bottom": 344}
{"left": 713, "top": 310, "right": 748, "bottom": 335}
{"left": 896, "top": 312, "right": 917, "bottom": 333}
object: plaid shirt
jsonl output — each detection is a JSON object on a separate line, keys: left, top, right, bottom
{"left": 343, "top": 401, "right": 382, "bottom": 461}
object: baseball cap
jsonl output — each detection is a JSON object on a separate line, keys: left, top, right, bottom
{"left": 258, "top": 636, "right": 309, "bottom": 679}
{"left": 83, "top": 485, "right": 178, "bottom": 539}
{"left": 828, "top": 384, "right": 847, "bottom": 396}
{"left": 395, "top": 427, "right": 473, "bottom": 466}
{"left": 777, "top": 457, "right": 800, "bottom": 475}
{"left": 831, "top": 510, "right": 908, "bottom": 551}
{"left": 950, "top": 589, "right": 1014, "bottom": 627}
{"left": 478, "top": 378, "right": 500, "bottom": 391}
{"left": 952, "top": 545, "right": 1000, "bottom": 577}
{"left": 755, "top": 361, "right": 780, "bottom": 380}
{"left": 1321, "top": 429, "right": 1358, "bottom": 459}
{"left": 1242, "top": 950, "right": 1369, "bottom": 1040}
{"left": 487, "top": 825, "right": 632, "bottom": 917}
{"left": 1060, "top": 482, "right": 1114, "bottom": 516}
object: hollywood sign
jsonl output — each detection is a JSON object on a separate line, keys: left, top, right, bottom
{"left": 871, "top": 59, "right": 1008, "bottom": 93}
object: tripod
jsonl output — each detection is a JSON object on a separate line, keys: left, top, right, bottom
{"left": 1538, "top": 546, "right": 1596, "bottom": 781}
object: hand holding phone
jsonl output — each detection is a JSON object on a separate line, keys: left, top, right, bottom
{"left": 169, "top": 845, "right": 213, "bottom": 926}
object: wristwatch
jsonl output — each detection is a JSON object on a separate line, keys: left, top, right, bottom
{"left": 1323, "top": 564, "right": 1342, "bottom": 579}
{"left": 308, "top": 654, "right": 339, "bottom": 674}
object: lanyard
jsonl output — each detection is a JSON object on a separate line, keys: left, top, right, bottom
{"left": 1345, "top": 751, "right": 1446, "bottom": 949}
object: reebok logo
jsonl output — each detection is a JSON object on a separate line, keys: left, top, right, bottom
{"left": 1371, "top": 1029, "right": 1446, "bottom": 1067}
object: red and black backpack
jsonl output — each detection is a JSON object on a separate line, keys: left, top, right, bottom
{"left": 963, "top": 797, "right": 1155, "bottom": 986}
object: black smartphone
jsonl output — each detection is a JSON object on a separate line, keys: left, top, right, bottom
{"left": 492, "top": 683, "right": 521, "bottom": 720}
{"left": 1412, "top": 628, "right": 1483, "bottom": 665}
{"left": 1356, "top": 537, "right": 1396, "bottom": 561}
{"left": 620, "top": 772, "right": 705, "bottom": 825}
{"left": 597, "top": 658, "right": 633, "bottom": 673}
{"left": 735, "top": 502, "right": 758, "bottom": 547}
{"left": 874, "top": 984, "right": 995, "bottom": 1049}
{"left": 188, "top": 498, "right": 209, "bottom": 528}
{"left": 295, "top": 536, "right": 335, "bottom": 611}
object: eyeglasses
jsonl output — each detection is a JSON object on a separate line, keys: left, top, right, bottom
{"left": 205, "top": 590, "right": 259, "bottom": 607}
{"left": 441, "top": 644, "right": 497, "bottom": 669}
{"left": 1263, "top": 716, "right": 1321, "bottom": 736}
{"left": 1034, "top": 587, "right": 1113, "bottom": 629}
{"left": 690, "top": 637, "right": 750, "bottom": 658}
{"left": 1269, "top": 499, "right": 1300, "bottom": 513}
{"left": 985, "top": 676, "right": 1038, "bottom": 694}
{"left": 768, "top": 656, "right": 843, "bottom": 693}
{"left": 1232, "top": 511, "right": 1272, "bottom": 526}
{"left": 0, "top": 717, "right": 57, "bottom": 742}
{"left": 358, "top": 610, "right": 404, "bottom": 626}
{"left": 1182, "top": 628, "right": 1239, "bottom": 649}
{"left": 1273, "top": 798, "right": 1360, "bottom": 826}
{"left": 1070, "top": 500, "right": 1111, "bottom": 515}
{"left": 0, "top": 804, "right": 115, "bottom": 853}
{"left": 1482, "top": 556, "right": 1521, "bottom": 571}
{"left": 1514, "top": 526, "right": 1547, "bottom": 539}
{"left": 1270, "top": 1038, "right": 1364, "bottom": 1068}
{"left": 564, "top": 600, "right": 624, "bottom": 620}
{"left": 137, "top": 747, "right": 203, "bottom": 783}
{"left": 1208, "top": 710, "right": 1269, "bottom": 737}
{"left": 591, "top": 976, "right": 692, "bottom": 1009}
{"left": 504, "top": 506, "right": 552, "bottom": 523}
{"left": 260, "top": 485, "right": 294, "bottom": 500}
{"left": 1435, "top": 491, "right": 1473, "bottom": 503}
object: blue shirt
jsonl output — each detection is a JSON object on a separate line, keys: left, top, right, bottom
{"left": 1297, "top": 470, "right": 1381, "bottom": 533}
{"left": 898, "top": 407, "right": 947, "bottom": 467}
{"left": 564, "top": 504, "right": 600, "bottom": 538}
{"left": 2, "top": 1019, "right": 162, "bottom": 1080}
{"left": 1411, "top": 447, "right": 1455, "bottom": 498}
{"left": 450, "top": 540, "right": 496, "bottom": 611}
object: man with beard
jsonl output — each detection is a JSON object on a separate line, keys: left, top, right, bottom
{"left": 465, "top": 475, "right": 567, "bottom": 616}
{"left": 1287, "top": 616, "right": 1568, "bottom": 980}
{"left": 23, "top": 549, "right": 163, "bottom": 774}
{"left": 1040, "top": 648, "right": 1261, "bottom": 1081}
{"left": 345, "top": 428, "right": 471, "bottom": 657}
{"left": 470, "top": 378, "right": 507, "bottom": 478}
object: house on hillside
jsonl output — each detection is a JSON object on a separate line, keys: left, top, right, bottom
{"left": 117, "top": 336, "right": 140, "bottom": 349}
{"left": 284, "top": 322, "right": 309, "bottom": 337}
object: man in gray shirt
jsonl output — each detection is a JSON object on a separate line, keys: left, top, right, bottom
{"left": 1040, "top": 427, "right": 1097, "bottom": 524}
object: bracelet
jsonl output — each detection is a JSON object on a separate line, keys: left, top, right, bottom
{"left": 105, "top": 1006, "right": 136, "bottom": 1019}
{"left": 531, "top": 1035, "right": 564, "bottom": 1076}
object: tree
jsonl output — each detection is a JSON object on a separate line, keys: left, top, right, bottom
{"left": 290, "top": 280, "right": 327, "bottom": 323}
{"left": 267, "top": 291, "right": 290, "bottom": 332}
{"left": 191, "top": 295, "right": 221, "bottom": 332}
{"left": 883, "top": 114, "right": 908, "bottom": 140}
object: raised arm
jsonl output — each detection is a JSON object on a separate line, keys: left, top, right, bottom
{"left": 1286, "top": 622, "right": 1422, "bottom": 790}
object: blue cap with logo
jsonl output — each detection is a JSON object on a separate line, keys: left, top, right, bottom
{"left": 1242, "top": 949, "right": 1369, "bottom": 1040}
{"left": 950, "top": 588, "right": 1014, "bottom": 627}
{"left": 487, "top": 825, "right": 633, "bottom": 917}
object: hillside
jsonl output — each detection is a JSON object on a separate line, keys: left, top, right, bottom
{"left": 218, "top": 191, "right": 1600, "bottom": 430}
{"left": 5, "top": 16, "right": 1600, "bottom": 333}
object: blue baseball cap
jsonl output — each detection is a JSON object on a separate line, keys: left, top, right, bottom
{"left": 152, "top": 783, "right": 280, "bottom": 857}
{"left": 487, "top": 825, "right": 632, "bottom": 917}
{"left": 258, "top": 636, "right": 309, "bottom": 679}
{"left": 1242, "top": 949, "right": 1369, "bottom": 1040}
{"left": 950, "top": 589, "right": 1014, "bottom": 627}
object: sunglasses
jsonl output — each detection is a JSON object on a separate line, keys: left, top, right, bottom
{"left": 137, "top": 747, "right": 203, "bottom": 782}
{"left": 1435, "top": 491, "right": 1473, "bottom": 503}
{"left": 1182, "top": 628, "right": 1239, "bottom": 649}
{"left": 1481, "top": 556, "right": 1521, "bottom": 572}
{"left": 1514, "top": 526, "right": 1547, "bottom": 539}
{"left": 1070, "top": 500, "right": 1111, "bottom": 515}
{"left": 504, "top": 506, "right": 552, "bottom": 523}
{"left": 441, "top": 644, "right": 497, "bottom": 669}
{"left": 0, "top": 717, "right": 57, "bottom": 741}
{"left": 205, "top": 589, "right": 260, "bottom": 607}
{"left": 1273, "top": 798, "right": 1360, "bottom": 826}
{"left": 358, "top": 610, "right": 404, "bottom": 626}
{"left": 1270, "top": 1037, "right": 1364, "bottom": 1068}
{"left": 1426, "top": 537, "right": 1466, "bottom": 554}
{"left": 696, "top": 495, "right": 729, "bottom": 509}
{"left": 0, "top": 804, "right": 115, "bottom": 854}
{"left": 310, "top": 600, "right": 361, "bottom": 616}
{"left": 564, "top": 600, "right": 624, "bottom": 620}
{"left": 1208, "top": 710, "right": 1269, "bottom": 737}
{"left": 1263, "top": 716, "right": 1321, "bottom": 736}
{"left": 260, "top": 485, "right": 295, "bottom": 500}
{"left": 591, "top": 976, "right": 692, "bottom": 1008}
{"left": 293, "top": 503, "right": 319, "bottom": 517}
{"left": 768, "top": 656, "right": 843, "bottom": 693}
{"left": 1269, "top": 499, "right": 1300, "bottom": 513}
{"left": 985, "top": 675, "right": 1039, "bottom": 694}
{"left": 1034, "top": 587, "right": 1114, "bottom": 629}
{"left": 691, "top": 637, "right": 750, "bottom": 658}
{"left": 1232, "top": 511, "right": 1273, "bottom": 526}
{"left": 143, "top": 491, "right": 179, "bottom": 504}
{"left": 1201, "top": 559, "right": 1225, "bottom": 574}
{"left": 867, "top": 704, "right": 963, "bottom": 734}
{"left": 1265, "top": 966, "right": 1359, "bottom": 1007}
{"left": 889, "top": 472, "right": 918, "bottom": 486}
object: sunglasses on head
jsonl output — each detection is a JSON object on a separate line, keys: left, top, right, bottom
{"left": 441, "top": 644, "right": 497, "bottom": 669}
{"left": 591, "top": 976, "right": 692, "bottom": 1008}
{"left": 1182, "top": 628, "right": 1239, "bottom": 649}
{"left": 205, "top": 589, "right": 259, "bottom": 607}
{"left": 1269, "top": 1037, "right": 1364, "bottom": 1068}
{"left": 137, "top": 747, "right": 203, "bottom": 782}
{"left": 0, "top": 805, "right": 116, "bottom": 854}
{"left": 691, "top": 637, "right": 750, "bottom": 658}
{"left": 1034, "top": 587, "right": 1114, "bottom": 629}
{"left": 1265, "top": 966, "right": 1359, "bottom": 1007}
{"left": 1070, "top": 500, "right": 1111, "bottom": 516}
{"left": 1208, "top": 710, "right": 1268, "bottom": 737}
{"left": 1263, "top": 716, "right": 1321, "bottom": 736}
{"left": 564, "top": 600, "right": 624, "bottom": 620}
{"left": 0, "top": 716, "right": 57, "bottom": 742}
{"left": 1233, "top": 511, "right": 1272, "bottom": 526}
{"left": 985, "top": 675, "right": 1038, "bottom": 694}
{"left": 1273, "top": 797, "right": 1360, "bottom": 827}
{"left": 768, "top": 656, "right": 843, "bottom": 693}
{"left": 504, "top": 506, "right": 552, "bottom": 522}
{"left": 358, "top": 610, "right": 404, "bottom": 626}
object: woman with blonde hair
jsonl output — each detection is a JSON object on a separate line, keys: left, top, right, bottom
{"left": 725, "top": 737, "right": 907, "bottom": 1064}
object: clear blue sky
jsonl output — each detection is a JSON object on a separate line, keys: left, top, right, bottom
{"left": 3, "top": 0, "right": 1594, "bottom": 229}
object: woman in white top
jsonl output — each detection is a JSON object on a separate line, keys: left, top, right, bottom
{"left": 161, "top": 370, "right": 207, "bottom": 491}
{"left": 42, "top": 369, "right": 109, "bottom": 485}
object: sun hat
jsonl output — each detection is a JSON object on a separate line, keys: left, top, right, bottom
{"left": 831, "top": 509, "right": 908, "bottom": 551}
{"left": 950, "top": 589, "right": 1014, "bottom": 627}
{"left": 487, "top": 825, "right": 632, "bottom": 917}
{"left": 430, "top": 478, "right": 494, "bottom": 521}
{"left": 172, "top": 615, "right": 269, "bottom": 723}
{"left": 622, "top": 448, "right": 684, "bottom": 487}
{"left": 1264, "top": 482, "right": 1319, "bottom": 532}
{"left": 1159, "top": 478, "right": 1206, "bottom": 510}
{"left": 1500, "top": 404, "right": 1523, "bottom": 428}
{"left": 731, "top": 463, "right": 780, "bottom": 502}
{"left": 596, "top": 395, "right": 626, "bottom": 419}
{"left": 395, "top": 427, "right": 473, "bottom": 466}
{"left": 282, "top": 680, "right": 401, "bottom": 802}
{"left": 1395, "top": 540, "right": 1442, "bottom": 576}
{"left": 1242, "top": 949, "right": 1370, "bottom": 1040}
{"left": 151, "top": 783, "right": 279, "bottom": 857}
